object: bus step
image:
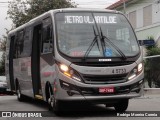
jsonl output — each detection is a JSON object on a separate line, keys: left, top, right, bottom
{"left": 35, "top": 95, "right": 43, "bottom": 100}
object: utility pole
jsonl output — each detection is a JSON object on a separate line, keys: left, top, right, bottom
{"left": 123, "top": 0, "right": 126, "bottom": 14}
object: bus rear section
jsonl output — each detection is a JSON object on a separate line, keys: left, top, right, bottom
{"left": 5, "top": 35, "right": 16, "bottom": 92}
{"left": 50, "top": 9, "right": 144, "bottom": 113}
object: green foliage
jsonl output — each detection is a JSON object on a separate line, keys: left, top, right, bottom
{"left": 144, "top": 43, "right": 160, "bottom": 88}
{"left": 145, "top": 36, "right": 156, "bottom": 50}
{"left": 8, "top": 0, "right": 77, "bottom": 27}
{"left": 0, "top": 53, "right": 5, "bottom": 75}
{"left": 2, "top": 0, "right": 77, "bottom": 75}
{"left": 147, "top": 36, "right": 154, "bottom": 40}
{"left": 0, "top": 35, "right": 7, "bottom": 75}
{"left": 0, "top": 36, "right": 7, "bottom": 51}
{"left": 7, "top": 0, "right": 28, "bottom": 27}
{"left": 146, "top": 46, "right": 160, "bottom": 56}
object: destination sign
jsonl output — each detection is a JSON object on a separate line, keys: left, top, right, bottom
{"left": 64, "top": 16, "right": 117, "bottom": 24}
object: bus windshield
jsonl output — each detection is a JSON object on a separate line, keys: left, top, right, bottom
{"left": 55, "top": 12, "right": 139, "bottom": 58}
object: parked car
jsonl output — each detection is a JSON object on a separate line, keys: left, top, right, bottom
{"left": 0, "top": 76, "right": 7, "bottom": 93}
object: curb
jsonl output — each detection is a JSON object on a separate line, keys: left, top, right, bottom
{"left": 138, "top": 88, "right": 160, "bottom": 99}
{"left": 143, "top": 88, "right": 160, "bottom": 95}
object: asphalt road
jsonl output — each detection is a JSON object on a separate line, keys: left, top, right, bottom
{"left": 0, "top": 94, "right": 160, "bottom": 120}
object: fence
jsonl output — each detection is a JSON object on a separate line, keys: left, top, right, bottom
{"left": 144, "top": 55, "right": 160, "bottom": 88}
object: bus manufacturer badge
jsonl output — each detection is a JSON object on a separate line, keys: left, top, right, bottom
{"left": 99, "top": 59, "right": 112, "bottom": 62}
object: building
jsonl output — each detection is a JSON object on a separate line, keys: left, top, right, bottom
{"left": 107, "top": 0, "right": 160, "bottom": 43}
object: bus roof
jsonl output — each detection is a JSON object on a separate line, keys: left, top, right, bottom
{"left": 51, "top": 8, "right": 117, "bottom": 13}
{"left": 8, "top": 8, "right": 119, "bottom": 35}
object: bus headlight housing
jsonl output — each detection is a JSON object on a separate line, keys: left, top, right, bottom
{"left": 59, "top": 64, "right": 81, "bottom": 82}
{"left": 128, "top": 63, "right": 143, "bottom": 80}
{"left": 60, "top": 64, "right": 69, "bottom": 72}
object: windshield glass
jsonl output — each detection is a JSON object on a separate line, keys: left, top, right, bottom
{"left": 55, "top": 12, "right": 139, "bottom": 58}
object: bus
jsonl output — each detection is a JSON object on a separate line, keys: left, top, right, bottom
{"left": 5, "top": 8, "right": 144, "bottom": 113}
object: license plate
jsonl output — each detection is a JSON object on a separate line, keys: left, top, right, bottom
{"left": 99, "top": 87, "right": 114, "bottom": 93}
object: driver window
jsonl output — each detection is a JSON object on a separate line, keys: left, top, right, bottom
{"left": 41, "top": 17, "right": 53, "bottom": 53}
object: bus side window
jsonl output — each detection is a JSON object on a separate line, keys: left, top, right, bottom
{"left": 16, "top": 30, "right": 24, "bottom": 58}
{"left": 42, "top": 17, "right": 53, "bottom": 53}
{"left": 13, "top": 36, "right": 17, "bottom": 59}
{"left": 6, "top": 36, "right": 11, "bottom": 60}
{"left": 20, "top": 27, "right": 32, "bottom": 57}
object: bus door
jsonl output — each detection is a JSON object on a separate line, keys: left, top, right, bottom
{"left": 40, "top": 17, "right": 54, "bottom": 97}
{"left": 31, "top": 24, "right": 42, "bottom": 98}
{"left": 9, "top": 35, "right": 16, "bottom": 91}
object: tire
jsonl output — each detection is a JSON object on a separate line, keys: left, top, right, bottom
{"left": 47, "top": 86, "right": 63, "bottom": 115}
{"left": 16, "top": 82, "right": 25, "bottom": 102}
{"left": 47, "top": 86, "right": 53, "bottom": 111}
{"left": 114, "top": 99, "right": 129, "bottom": 112}
{"left": 52, "top": 98, "right": 63, "bottom": 115}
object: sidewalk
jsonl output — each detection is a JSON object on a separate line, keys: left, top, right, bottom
{"left": 139, "top": 88, "right": 160, "bottom": 99}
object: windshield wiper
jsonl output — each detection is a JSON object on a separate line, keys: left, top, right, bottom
{"left": 83, "top": 26, "right": 100, "bottom": 61}
{"left": 99, "top": 27, "right": 127, "bottom": 60}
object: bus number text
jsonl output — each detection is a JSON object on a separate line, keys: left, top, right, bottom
{"left": 112, "top": 68, "right": 126, "bottom": 74}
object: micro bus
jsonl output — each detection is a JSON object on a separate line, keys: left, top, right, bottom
{"left": 5, "top": 8, "right": 144, "bottom": 113}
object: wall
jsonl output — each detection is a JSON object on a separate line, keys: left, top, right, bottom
{"left": 117, "top": 0, "right": 160, "bottom": 41}
{"left": 136, "top": 23, "right": 160, "bottom": 40}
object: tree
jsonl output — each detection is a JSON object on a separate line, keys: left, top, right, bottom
{"left": 144, "top": 41, "right": 160, "bottom": 88}
{"left": 0, "top": 34, "right": 7, "bottom": 75}
{"left": 0, "top": 53, "right": 5, "bottom": 75}
{"left": 8, "top": 0, "right": 76, "bottom": 27}
{"left": 0, "top": 0, "right": 76, "bottom": 74}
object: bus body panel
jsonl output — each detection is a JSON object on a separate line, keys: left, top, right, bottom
{"left": 40, "top": 54, "right": 56, "bottom": 101}
{"left": 6, "top": 8, "right": 144, "bottom": 106}
{"left": 5, "top": 36, "right": 10, "bottom": 91}
{"left": 54, "top": 62, "right": 143, "bottom": 102}
{"left": 52, "top": 9, "right": 143, "bottom": 103}
{"left": 13, "top": 57, "right": 34, "bottom": 97}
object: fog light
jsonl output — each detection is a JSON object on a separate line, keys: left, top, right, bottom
{"left": 128, "top": 74, "right": 136, "bottom": 80}
{"left": 72, "top": 76, "right": 81, "bottom": 81}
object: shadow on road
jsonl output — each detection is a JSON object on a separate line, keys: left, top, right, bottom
{"left": 0, "top": 91, "right": 15, "bottom": 96}
{"left": 19, "top": 96, "right": 118, "bottom": 118}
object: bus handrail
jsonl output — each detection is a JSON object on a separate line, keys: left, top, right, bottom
{"left": 143, "top": 55, "right": 160, "bottom": 59}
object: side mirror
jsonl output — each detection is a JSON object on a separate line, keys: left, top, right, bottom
{"left": 138, "top": 39, "right": 155, "bottom": 46}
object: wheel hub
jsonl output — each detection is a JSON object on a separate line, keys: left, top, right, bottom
{"left": 17, "top": 90, "right": 20, "bottom": 98}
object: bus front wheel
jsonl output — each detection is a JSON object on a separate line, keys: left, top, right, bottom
{"left": 50, "top": 97, "right": 63, "bottom": 114}
{"left": 114, "top": 99, "right": 129, "bottom": 112}
{"left": 47, "top": 86, "right": 63, "bottom": 115}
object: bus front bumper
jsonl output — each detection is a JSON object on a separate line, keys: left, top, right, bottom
{"left": 55, "top": 79, "right": 143, "bottom": 103}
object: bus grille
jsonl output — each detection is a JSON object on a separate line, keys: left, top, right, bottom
{"left": 81, "top": 74, "right": 128, "bottom": 84}
{"left": 73, "top": 61, "right": 133, "bottom": 67}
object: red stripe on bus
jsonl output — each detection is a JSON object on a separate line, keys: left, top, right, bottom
{"left": 42, "top": 72, "right": 54, "bottom": 77}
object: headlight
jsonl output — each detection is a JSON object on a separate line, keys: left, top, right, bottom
{"left": 58, "top": 63, "right": 81, "bottom": 82}
{"left": 138, "top": 63, "right": 143, "bottom": 73}
{"left": 128, "top": 63, "right": 143, "bottom": 80}
{"left": 60, "top": 64, "right": 69, "bottom": 72}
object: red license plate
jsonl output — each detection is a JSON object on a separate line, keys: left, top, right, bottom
{"left": 99, "top": 87, "right": 114, "bottom": 93}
